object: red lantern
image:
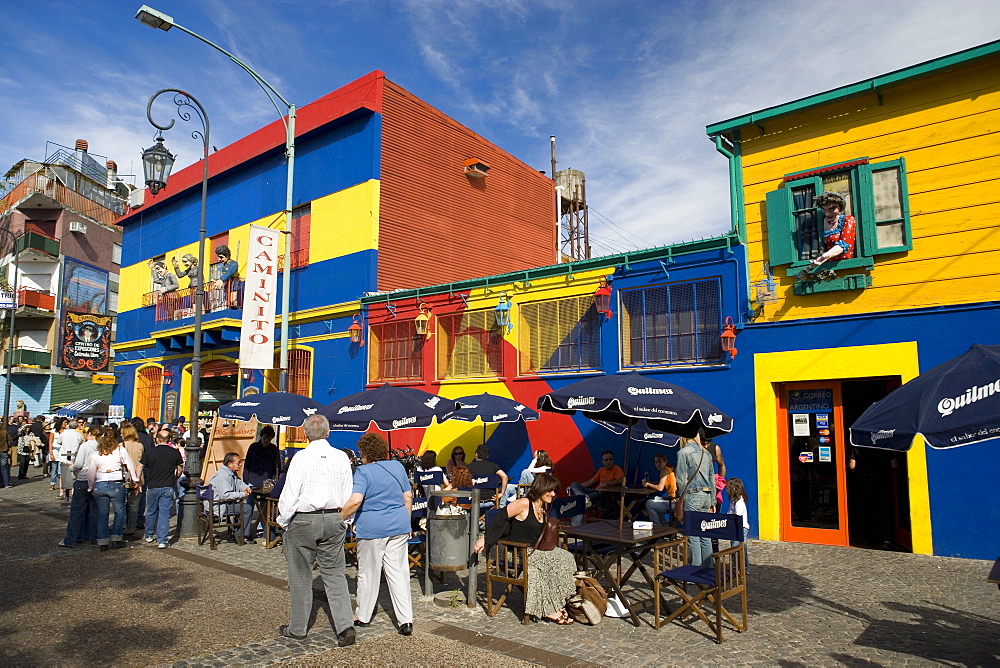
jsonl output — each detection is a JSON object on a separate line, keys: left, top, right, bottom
{"left": 162, "top": 367, "right": 173, "bottom": 386}
{"left": 594, "top": 278, "right": 613, "bottom": 320}
{"left": 348, "top": 315, "right": 365, "bottom": 347}
{"left": 720, "top": 316, "right": 738, "bottom": 359}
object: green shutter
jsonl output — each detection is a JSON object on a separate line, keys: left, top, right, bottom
{"left": 765, "top": 187, "right": 796, "bottom": 266}
{"left": 871, "top": 158, "right": 912, "bottom": 255}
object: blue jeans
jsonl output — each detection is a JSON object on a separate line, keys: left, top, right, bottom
{"left": 92, "top": 480, "right": 127, "bottom": 545}
{"left": 50, "top": 460, "right": 60, "bottom": 486}
{"left": 568, "top": 482, "right": 601, "bottom": 526}
{"left": 64, "top": 479, "right": 98, "bottom": 546}
{"left": 145, "top": 486, "right": 175, "bottom": 544}
{"left": 741, "top": 526, "right": 750, "bottom": 573}
{"left": 645, "top": 497, "right": 673, "bottom": 525}
{"left": 0, "top": 451, "right": 10, "bottom": 487}
{"left": 685, "top": 490, "right": 714, "bottom": 567}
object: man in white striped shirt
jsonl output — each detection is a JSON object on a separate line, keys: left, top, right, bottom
{"left": 276, "top": 414, "right": 356, "bottom": 646}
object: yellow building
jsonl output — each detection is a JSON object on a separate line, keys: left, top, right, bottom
{"left": 706, "top": 39, "right": 1000, "bottom": 558}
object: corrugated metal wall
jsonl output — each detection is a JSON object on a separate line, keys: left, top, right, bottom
{"left": 378, "top": 80, "right": 556, "bottom": 291}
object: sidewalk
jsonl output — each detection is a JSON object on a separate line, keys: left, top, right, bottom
{"left": 2, "top": 473, "right": 998, "bottom": 666}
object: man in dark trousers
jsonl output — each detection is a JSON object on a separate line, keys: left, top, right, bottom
{"left": 466, "top": 444, "right": 509, "bottom": 507}
{"left": 141, "top": 429, "right": 183, "bottom": 549}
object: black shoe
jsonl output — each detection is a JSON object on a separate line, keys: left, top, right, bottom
{"left": 244, "top": 538, "right": 257, "bottom": 545}
{"left": 57, "top": 540, "right": 74, "bottom": 548}
{"left": 112, "top": 541, "right": 125, "bottom": 549}
{"left": 99, "top": 545, "right": 109, "bottom": 552}
{"left": 337, "top": 627, "right": 356, "bottom": 647}
{"left": 278, "top": 625, "right": 306, "bottom": 639}
{"left": 353, "top": 619, "right": 370, "bottom": 627}
{"left": 398, "top": 623, "right": 413, "bottom": 636}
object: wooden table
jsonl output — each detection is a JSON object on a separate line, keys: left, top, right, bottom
{"left": 249, "top": 489, "right": 281, "bottom": 549}
{"left": 560, "top": 520, "right": 678, "bottom": 626}
{"left": 601, "top": 486, "right": 657, "bottom": 524}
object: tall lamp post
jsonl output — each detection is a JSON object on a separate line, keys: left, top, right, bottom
{"left": 0, "top": 225, "right": 21, "bottom": 422}
{"left": 135, "top": 5, "right": 297, "bottom": 392}
{"left": 142, "top": 89, "right": 209, "bottom": 538}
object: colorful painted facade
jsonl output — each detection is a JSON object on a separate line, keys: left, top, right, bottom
{"left": 112, "top": 72, "right": 555, "bottom": 436}
{"left": 707, "top": 39, "right": 1000, "bottom": 559}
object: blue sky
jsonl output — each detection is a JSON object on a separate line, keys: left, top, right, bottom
{"left": 2, "top": 0, "right": 999, "bottom": 255}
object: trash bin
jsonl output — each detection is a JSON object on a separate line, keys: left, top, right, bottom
{"left": 424, "top": 489, "right": 480, "bottom": 606}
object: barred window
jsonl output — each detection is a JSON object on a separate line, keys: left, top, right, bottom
{"left": 285, "top": 348, "right": 312, "bottom": 444}
{"left": 370, "top": 320, "right": 423, "bottom": 382}
{"left": 518, "top": 296, "right": 601, "bottom": 374}
{"left": 621, "top": 279, "right": 722, "bottom": 366}
{"left": 438, "top": 310, "right": 504, "bottom": 379}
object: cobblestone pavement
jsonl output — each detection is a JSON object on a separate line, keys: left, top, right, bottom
{"left": 3, "top": 472, "right": 999, "bottom": 666}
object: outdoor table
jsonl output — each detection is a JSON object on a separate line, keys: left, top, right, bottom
{"left": 559, "top": 520, "right": 678, "bottom": 627}
{"left": 249, "top": 488, "right": 281, "bottom": 549}
{"left": 601, "top": 485, "right": 657, "bottom": 524}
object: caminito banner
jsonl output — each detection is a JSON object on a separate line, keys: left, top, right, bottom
{"left": 239, "top": 225, "right": 280, "bottom": 369}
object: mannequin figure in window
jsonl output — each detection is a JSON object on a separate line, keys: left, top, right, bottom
{"left": 211, "top": 245, "right": 239, "bottom": 290}
{"left": 808, "top": 192, "right": 856, "bottom": 268}
{"left": 171, "top": 253, "right": 202, "bottom": 289}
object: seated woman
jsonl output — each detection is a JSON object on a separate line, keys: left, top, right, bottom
{"left": 445, "top": 446, "right": 466, "bottom": 480}
{"left": 643, "top": 453, "right": 677, "bottom": 526}
{"left": 502, "top": 450, "right": 553, "bottom": 506}
{"left": 474, "top": 473, "right": 578, "bottom": 625}
{"left": 415, "top": 449, "right": 449, "bottom": 495}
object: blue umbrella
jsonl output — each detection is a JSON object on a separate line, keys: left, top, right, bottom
{"left": 451, "top": 392, "right": 540, "bottom": 449}
{"left": 317, "top": 383, "right": 458, "bottom": 432}
{"left": 218, "top": 392, "right": 323, "bottom": 427}
{"left": 850, "top": 343, "right": 1000, "bottom": 450}
{"left": 537, "top": 370, "right": 733, "bottom": 438}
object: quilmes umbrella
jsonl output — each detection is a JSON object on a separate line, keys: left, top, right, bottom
{"left": 218, "top": 392, "right": 323, "bottom": 427}
{"left": 451, "top": 392, "right": 540, "bottom": 448}
{"left": 318, "top": 383, "right": 458, "bottom": 434}
{"left": 538, "top": 371, "right": 732, "bottom": 527}
{"left": 850, "top": 343, "right": 1000, "bottom": 450}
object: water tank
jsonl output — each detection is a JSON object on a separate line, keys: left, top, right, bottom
{"left": 556, "top": 169, "right": 585, "bottom": 203}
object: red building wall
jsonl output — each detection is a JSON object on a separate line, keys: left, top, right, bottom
{"left": 378, "top": 80, "right": 556, "bottom": 291}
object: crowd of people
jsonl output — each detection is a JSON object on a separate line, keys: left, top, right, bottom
{"left": 2, "top": 409, "right": 751, "bottom": 643}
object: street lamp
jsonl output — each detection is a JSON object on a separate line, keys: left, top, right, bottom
{"left": 144, "top": 88, "right": 210, "bottom": 538}
{"left": 135, "top": 5, "right": 297, "bottom": 392}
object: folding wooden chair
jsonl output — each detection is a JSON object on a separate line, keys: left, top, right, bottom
{"left": 483, "top": 508, "right": 533, "bottom": 624}
{"left": 471, "top": 473, "right": 502, "bottom": 509}
{"left": 653, "top": 511, "right": 747, "bottom": 643}
{"left": 196, "top": 484, "right": 246, "bottom": 550}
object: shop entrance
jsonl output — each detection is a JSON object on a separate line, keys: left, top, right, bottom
{"left": 197, "top": 360, "right": 239, "bottom": 415}
{"left": 776, "top": 377, "right": 910, "bottom": 551}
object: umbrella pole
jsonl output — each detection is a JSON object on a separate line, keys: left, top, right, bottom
{"left": 620, "top": 423, "right": 632, "bottom": 532}
{"left": 633, "top": 442, "right": 645, "bottom": 486}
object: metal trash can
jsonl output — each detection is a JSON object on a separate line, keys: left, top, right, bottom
{"left": 424, "top": 489, "right": 480, "bottom": 606}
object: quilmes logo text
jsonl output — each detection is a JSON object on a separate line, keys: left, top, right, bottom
{"left": 492, "top": 413, "right": 508, "bottom": 421}
{"left": 700, "top": 518, "right": 729, "bottom": 531}
{"left": 937, "top": 378, "right": 1000, "bottom": 416}
{"left": 231, "top": 401, "right": 261, "bottom": 407}
{"left": 567, "top": 396, "right": 596, "bottom": 408}
{"left": 643, "top": 432, "right": 664, "bottom": 440}
{"left": 271, "top": 416, "right": 291, "bottom": 423}
{"left": 707, "top": 413, "right": 723, "bottom": 424}
{"left": 628, "top": 386, "right": 673, "bottom": 395}
{"left": 392, "top": 416, "right": 417, "bottom": 428}
{"left": 338, "top": 403, "right": 374, "bottom": 414}
{"left": 870, "top": 429, "right": 895, "bottom": 444}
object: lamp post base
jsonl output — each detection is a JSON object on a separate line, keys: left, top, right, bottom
{"left": 178, "top": 437, "right": 203, "bottom": 539}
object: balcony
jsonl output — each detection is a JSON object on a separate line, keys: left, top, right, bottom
{"left": 148, "top": 278, "right": 246, "bottom": 322}
{"left": 7, "top": 348, "right": 52, "bottom": 368}
{"left": 15, "top": 231, "right": 59, "bottom": 261}
{"left": 2, "top": 172, "right": 124, "bottom": 226}
{"left": 17, "top": 288, "right": 56, "bottom": 311}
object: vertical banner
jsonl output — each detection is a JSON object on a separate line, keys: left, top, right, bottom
{"left": 239, "top": 225, "right": 281, "bottom": 369}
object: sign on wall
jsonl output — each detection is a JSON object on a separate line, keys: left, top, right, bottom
{"left": 0, "top": 292, "right": 14, "bottom": 309}
{"left": 239, "top": 224, "right": 280, "bottom": 369}
{"left": 61, "top": 313, "right": 112, "bottom": 371}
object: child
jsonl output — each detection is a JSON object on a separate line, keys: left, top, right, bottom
{"left": 726, "top": 477, "right": 750, "bottom": 573}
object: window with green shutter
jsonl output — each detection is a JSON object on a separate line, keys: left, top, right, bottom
{"left": 764, "top": 157, "right": 912, "bottom": 284}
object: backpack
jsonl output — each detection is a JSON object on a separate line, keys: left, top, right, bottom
{"left": 565, "top": 572, "right": 607, "bottom": 625}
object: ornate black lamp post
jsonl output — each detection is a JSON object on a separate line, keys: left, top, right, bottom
{"left": 142, "top": 88, "right": 209, "bottom": 538}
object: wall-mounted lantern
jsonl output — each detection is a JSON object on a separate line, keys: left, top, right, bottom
{"left": 414, "top": 303, "right": 431, "bottom": 337}
{"left": 494, "top": 293, "right": 512, "bottom": 333}
{"left": 594, "top": 277, "right": 613, "bottom": 320}
{"left": 162, "top": 367, "right": 173, "bottom": 386}
{"left": 348, "top": 315, "right": 365, "bottom": 347}
{"left": 720, "top": 316, "right": 738, "bottom": 359}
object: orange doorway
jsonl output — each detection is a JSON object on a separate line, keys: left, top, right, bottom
{"left": 776, "top": 382, "right": 849, "bottom": 546}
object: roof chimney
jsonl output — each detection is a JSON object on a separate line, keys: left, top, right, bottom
{"left": 75, "top": 139, "right": 89, "bottom": 152}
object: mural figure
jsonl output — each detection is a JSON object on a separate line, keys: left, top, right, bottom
{"left": 147, "top": 260, "right": 179, "bottom": 294}
{"left": 808, "top": 191, "right": 856, "bottom": 268}
{"left": 172, "top": 253, "right": 202, "bottom": 289}
{"left": 211, "top": 245, "right": 239, "bottom": 290}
